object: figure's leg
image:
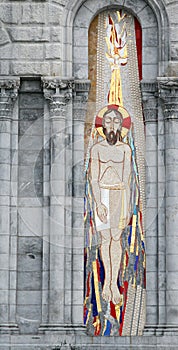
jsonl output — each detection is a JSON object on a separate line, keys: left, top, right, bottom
{"left": 110, "top": 228, "right": 122, "bottom": 304}
{"left": 100, "top": 229, "right": 111, "bottom": 302}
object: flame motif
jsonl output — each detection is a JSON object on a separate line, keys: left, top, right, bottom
{"left": 105, "top": 11, "right": 128, "bottom": 106}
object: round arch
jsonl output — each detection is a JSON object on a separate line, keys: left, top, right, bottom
{"left": 62, "top": 0, "right": 169, "bottom": 78}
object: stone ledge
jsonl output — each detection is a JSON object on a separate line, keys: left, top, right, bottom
{"left": 1, "top": 332, "right": 178, "bottom": 349}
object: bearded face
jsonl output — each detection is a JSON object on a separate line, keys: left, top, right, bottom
{"left": 102, "top": 110, "right": 123, "bottom": 145}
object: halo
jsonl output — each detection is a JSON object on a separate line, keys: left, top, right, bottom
{"left": 95, "top": 104, "right": 131, "bottom": 138}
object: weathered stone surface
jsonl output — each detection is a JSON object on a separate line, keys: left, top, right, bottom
{"left": 17, "top": 272, "right": 41, "bottom": 291}
{"left": 7, "top": 27, "right": 50, "bottom": 42}
{"left": 21, "top": 4, "right": 46, "bottom": 24}
{"left": 11, "top": 62, "right": 50, "bottom": 75}
{"left": 48, "top": 4, "right": 63, "bottom": 24}
{"left": 0, "top": 4, "right": 20, "bottom": 24}
{"left": 45, "top": 43, "right": 61, "bottom": 59}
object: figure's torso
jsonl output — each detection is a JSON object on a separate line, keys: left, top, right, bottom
{"left": 97, "top": 140, "right": 126, "bottom": 188}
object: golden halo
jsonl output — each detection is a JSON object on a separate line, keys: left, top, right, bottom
{"left": 95, "top": 104, "right": 131, "bottom": 138}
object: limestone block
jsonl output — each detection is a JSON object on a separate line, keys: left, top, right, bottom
{"left": 166, "top": 196, "right": 178, "bottom": 209}
{"left": 73, "top": 45, "right": 88, "bottom": 64}
{"left": 138, "top": 5, "right": 157, "bottom": 28}
{"left": 17, "top": 271, "right": 41, "bottom": 291}
{"left": 51, "top": 61, "right": 62, "bottom": 76}
{"left": 72, "top": 181, "right": 84, "bottom": 198}
{"left": 13, "top": 43, "right": 43, "bottom": 60}
{"left": 17, "top": 254, "right": 42, "bottom": 272}
{"left": 18, "top": 207, "right": 43, "bottom": 236}
{"left": 19, "top": 109, "right": 43, "bottom": 124}
{"left": 0, "top": 133, "right": 10, "bottom": 148}
{"left": 74, "top": 27, "right": 88, "bottom": 47}
{"left": 17, "top": 304, "right": 41, "bottom": 322}
{"left": 146, "top": 167, "right": 157, "bottom": 184}
{"left": 50, "top": 253, "right": 64, "bottom": 271}
{"left": 7, "top": 27, "right": 50, "bottom": 42}
{"left": 0, "top": 254, "right": 8, "bottom": 271}
{"left": 0, "top": 60, "right": 9, "bottom": 75}
{"left": 142, "top": 64, "right": 158, "bottom": 80}
{"left": 170, "top": 24, "right": 178, "bottom": 42}
{"left": 167, "top": 62, "right": 178, "bottom": 77}
{"left": 0, "top": 4, "right": 20, "bottom": 24}
{"left": 166, "top": 291, "right": 178, "bottom": 307}
{"left": 73, "top": 63, "right": 88, "bottom": 80}
{"left": 146, "top": 254, "right": 157, "bottom": 272}
{"left": 165, "top": 120, "right": 178, "bottom": 135}
{"left": 74, "top": 4, "right": 94, "bottom": 28}
{"left": 0, "top": 206, "right": 10, "bottom": 234}
{"left": 0, "top": 28, "right": 10, "bottom": 45}
{"left": 166, "top": 181, "right": 178, "bottom": 197}
{"left": 142, "top": 26, "right": 158, "bottom": 47}
{"left": 146, "top": 291, "right": 157, "bottom": 307}
{"left": 73, "top": 236, "right": 84, "bottom": 250}
{"left": 19, "top": 120, "right": 43, "bottom": 137}
{"left": 11, "top": 62, "right": 50, "bottom": 76}
{"left": 81, "top": 0, "right": 125, "bottom": 21}
{"left": 73, "top": 253, "right": 83, "bottom": 268}
{"left": 167, "top": 306, "right": 178, "bottom": 324}
{"left": 167, "top": 3, "right": 178, "bottom": 24}
{"left": 72, "top": 305, "right": 83, "bottom": 324}
{"left": 167, "top": 272, "right": 178, "bottom": 290}
{"left": 166, "top": 254, "right": 178, "bottom": 272}
{"left": 124, "top": 0, "right": 146, "bottom": 13}
{"left": 171, "top": 44, "right": 178, "bottom": 60}
{"left": 145, "top": 305, "right": 157, "bottom": 324}
{"left": 50, "top": 26, "right": 62, "bottom": 42}
{"left": 166, "top": 134, "right": 178, "bottom": 149}
{"left": 20, "top": 93, "right": 43, "bottom": 110}
{"left": 19, "top": 135, "right": 43, "bottom": 151}
{"left": 0, "top": 149, "right": 10, "bottom": 164}
{"left": 21, "top": 4, "right": 46, "bottom": 24}
{"left": 0, "top": 271, "right": 8, "bottom": 290}
{"left": 0, "top": 305, "right": 8, "bottom": 322}
{"left": 146, "top": 271, "right": 158, "bottom": 291}
{"left": 48, "top": 4, "right": 62, "bottom": 24}
{"left": 45, "top": 43, "right": 61, "bottom": 59}
{"left": 145, "top": 151, "right": 157, "bottom": 167}
{"left": 72, "top": 271, "right": 83, "bottom": 289}
{"left": 142, "top": 46, "right": 158, "bottom": 65}
{"left": 18, "top": 150, "right": 42, "bottom": 166}
{"left": 0, "top": 290, "right": 8, "bottom": 305}
{"left": 17, "top": 291, "right": 41, "bottom": 305}
{"left": 72, "top": 290, "right": 83, "bottom": 305}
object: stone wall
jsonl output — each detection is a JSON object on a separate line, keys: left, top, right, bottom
{"left": 0, "top": 0, "right": 178, "bottom": 349}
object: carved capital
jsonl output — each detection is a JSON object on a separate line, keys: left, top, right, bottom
{"left": 42, "top": 76, "right": 75, "bottom": 91}
{"left": 0, "top": 77, "right": 20, "bottom": 120}
{"left": 42, "top": 77, "right": 74, "bottom": 102}
{"left": 42, "top": 77, "right": 75, "bottom": 119}
{"left": 140, "top": 81, "right": 158, "bottom": 123}
{"left": 158, "top": 77, "right": 178, "bottom": 120}
{"left": 0, "top": 77, "right": 20, "bottom": 102}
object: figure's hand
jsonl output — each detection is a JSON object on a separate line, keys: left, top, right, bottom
{"left": 96, "top": 203, "right": 108, "bottom": 224}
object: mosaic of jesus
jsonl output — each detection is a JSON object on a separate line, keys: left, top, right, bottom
{"left": 84, "top": 10, "right": 146, "bottom": 336}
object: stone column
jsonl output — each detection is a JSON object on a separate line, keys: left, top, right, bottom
{"left": 0, "top": 77, "right": 20, "bottom": 333}
{"left": 158, "top": 77, "right": 178, "bottom": 332}
{"left": 71, "top": 80, "right": 90, "bottom": 326}
{"left": 141, "top": 81, "right": 166, "bottom": 334}
{"left": 39, "top": 77, "right": 74, "bottom": 332}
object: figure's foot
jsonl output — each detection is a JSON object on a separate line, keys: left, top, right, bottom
{"left": 110, "top": 283, "right": 122, "bottom": 305}
{"left": 102, "top": 282, "right": 111, "bottom": 302}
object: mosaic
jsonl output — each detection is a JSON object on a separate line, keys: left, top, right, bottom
{"left": 84, "top": 10, "right": 146, "bottom": 336}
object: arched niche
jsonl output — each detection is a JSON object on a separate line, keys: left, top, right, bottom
{"left": 62, "top": 0, "right": 169, "bottom": 78}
